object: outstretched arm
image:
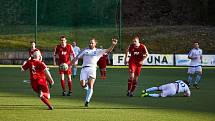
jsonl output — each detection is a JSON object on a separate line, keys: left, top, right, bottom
{"left": 44, "top": 68, "right": 54, "bottom": 88}
{"left": 104, "top": 38, "right": 118, "bottom": 53}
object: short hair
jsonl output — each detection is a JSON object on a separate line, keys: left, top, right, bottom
{"left": 193, "top": 41, "right": 199, "bottom": 44}
{"left": 30, "top": 41, "right": 36, "bottom": 44}
{"left": 60, "top": 35, "right": 67, "bottom": 40}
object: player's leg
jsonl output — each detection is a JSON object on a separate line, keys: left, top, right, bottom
{"left": 193, "top": 67, "right": 202, "bottom": 89}
{"left": 141, "top": 86, "right": 159, "bottom": 97}
{"left": 187, "top": 67, "right": 195, "bottom": 87}
{"left": 60, "top": 73, "right": 66, "bottom": 96}
{"left": 85, "top": 77, "right": 95, "bottom": 107}
{"left": 127, "top": 63, "right": 135, "bottom": 96}
{"left": 67, "top": 74, "right": 73, "bottom": 96}
{"left": 84, "top": 67, "right": 96, "bottom": 107}
{"left": 72, "top": 63, "right": 78, "bottom": 78}
{"left": 39, "top": 82, "right": 53, "bottom": 110}
{"left": 100, "top": 68, "right": 106, "bottom": 80}
{"left": 130, "top": 65, "right": 142, "bottom": 96}
{"left": 64, "top": 67, "right": 73, "bottom": 96}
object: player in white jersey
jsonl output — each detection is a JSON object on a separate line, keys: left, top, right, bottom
{"left": 140, "top": 80, "right": 191, "bottom": 97}
{"left": 71, "top": 41, "right": 81, "bottom": 78}
{"left": 187, "top": 42, "right": 203, "bottom": 89}
{"left": 72, "top": 38, "right": 118, "bottom": 107}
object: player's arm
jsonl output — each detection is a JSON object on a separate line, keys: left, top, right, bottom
{"left": 104, "top": 38, "right": 118, "bottom": 54}
{"left": 139, "top": 45, "right": 149, "bottom": 65}
{"left": 124, "top": 46, "right": 129, "bottom": 65}
{"left": 188, "top": 50, "right": 197, "bottom": 59}
{"left": 70, "top": 45, "right": 76, "bottom": 59}
{"left": 21, "top": 61, "right": 28, "bottom": 71}
{"left": 53, "top": 46, "right": 57, "bottom": 66}
{"left": 44, "top": 68, "right": 54, "bottom": 88}
{"left": 71, "top": 49, "right": 84, "bottom": 65}
{"left": 184, "top": 89, "right": 191, "bottom": 97}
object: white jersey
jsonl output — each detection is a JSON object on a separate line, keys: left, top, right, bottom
{"left": 188, "top": 48, "right": 202, "bottom": 66}
{"left": 78, "top": 48, "right": 106, "bottom": 68}
{"left": 73, "top": 46, "right": 80, "bottom": 57}
{"left": 174, "top": 80, "right": 191, "bottom": 96}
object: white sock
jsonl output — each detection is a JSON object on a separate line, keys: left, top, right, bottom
{"left": 85, "top": 88, "right": 93, "bottom": 102}
{"left": 149, "top": 94, "right": 160, "bottom": 97}
{"left": 84, "top": 85, "right": 89, "bottom": 90}
{"left": 146, "top": 87, "right": 159, "bottom": 92}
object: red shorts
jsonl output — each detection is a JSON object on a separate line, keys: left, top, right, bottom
{"left": 31, "top": 79, "right": 49, "bottom": 94}
{"left": 129, "top": 62, "right": 142, "bottom": 76}
{"left": 59, "top": 67, "right": 72, "bottom": 74}
{"left": 98, "top": 63, "right": 107, "bottom": 69}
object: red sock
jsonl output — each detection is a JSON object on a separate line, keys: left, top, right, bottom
{"left": 61, "top": 80, "right": 66, "bottom": 91}
{"left": 41, "top": 97, "right": 52, "bottom": 109}
{"left": 131, "top": 80, "right": 137, "bottom": 92}
{"left": 100, "top": 70, "right": 103, "bottom": 77}
{"left": 103, "top": 70, "right": 106, "bottom": 78}
{"left": 68, "top": 79, "right": 72, "bottom": 92}
{"left": 128, "top": 79, "right": 132, "bottom": 92}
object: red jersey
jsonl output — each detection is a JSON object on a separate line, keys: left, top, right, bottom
{"left": 129, "top": 43, "right": 148, "bottom": 64}
{"left": 97, "top": 54, "right": 109, "bottom": 68}
{"left": 22, "top": 59, "right": 47, "bottom": 81}
{"left": 29, "top": 48, "right": 40, "bottom": 59}
{"left": 54, "top": 44, "right": 74, "bottom": 65}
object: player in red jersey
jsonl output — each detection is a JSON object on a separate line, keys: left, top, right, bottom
{"left": 97, "top": 50, "right": 110, "bottom": 80}
{"left": 21, "top": 51, "right": 54, "bottom": 110}
{"left": 28, "top": 41, "right": 42, "bottom": 61}
{"left": 124, "top": 36, "right": 149, "bottom": 97}
{"left": 53, "top": 35, "right": 75, "bottom": 96}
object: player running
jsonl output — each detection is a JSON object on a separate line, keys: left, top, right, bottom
{"left": 72, "top": 38, "right": 117, "bottom": 107}
{"left": 124, "top": 35, "right": 149, "bottom": 97}
{"left": 21, "top": 51, "right": 54, "bottom": 110}
{"left": 53, "top": 35, "right": 75, "bottom": 96}
{"left": 187, "top": 42, "right": 203, "bottom": 89}
{"left": 141, "top": 80, "right": 191, "bottom": 97}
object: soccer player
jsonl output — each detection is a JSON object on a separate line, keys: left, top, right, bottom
{"left": 97, "top": 46, "right": 110, "bottom": 80}
{"left": 21, "top": 51, "right": 54, "bottom": 110}
{"left": 53, "top": 35, "right": 75, "bottom": 96}
{"left": 124, "top": 36, "right": 149, "bottom": 97}
{"left": 72, "top": 38, "right": 117, "bottom": 107}
{"left": 141, "top": 80, "right": 191, "bottom": 97}
{"left": 28, "top": 41, "right": 42, "bottom": 61}
{"left": 71, "top": 41, "right": 81, "bottom": 78}
{"left": 187, "top": 42, "right": 203, "bottom": 89}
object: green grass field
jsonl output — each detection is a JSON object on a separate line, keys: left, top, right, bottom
{"left": 0, "top": 66, "right": 214, "bottom": 121}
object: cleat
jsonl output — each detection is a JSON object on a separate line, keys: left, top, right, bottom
{"left": 129, "top": 93, "right": 134, "bottom": 97}
{"left": 126, "top": 91, "right": 130, "bottom": 96}
{"left": 84, "top": 101, "right": 89, "bottom": 107}
{"left": 49, "top": 106, "right": 54, "bottom": 110}
{"left": 141, "top": 93, "right": 149, "bottom": 97}
{"left": 193, "top": 84, "right": 200, "bottom": 89}
{"left": 67, "top": 91, "right": 72, "bottom": 96}
{"left": 141, "top": 90, "right": 146, "bottom": 94}
{"left": 62, "top": 91, "right": 66, "bottom": 96}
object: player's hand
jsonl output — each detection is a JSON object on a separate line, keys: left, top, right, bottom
{"left": 49, "top": 81, "right": 54, "bottom": 88}
{"left": 112, "top": 38, "right": 118, "bottom": 45}
{"left": 124, "top": 58, "right": 128, "bottom": 65}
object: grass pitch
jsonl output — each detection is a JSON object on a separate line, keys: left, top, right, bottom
{"left": 0, "top": 66, "right": 214, "bottom": 121}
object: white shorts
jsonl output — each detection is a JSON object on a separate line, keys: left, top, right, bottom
{"left": 187, "top": 66, "right": 202, "bottom": 74}
{"left": 80, "top": 67, "right": 97, "bottom": 81}
{"left": 159, "top": 83, "right": 177, "bottom": 97}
